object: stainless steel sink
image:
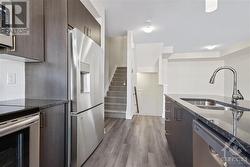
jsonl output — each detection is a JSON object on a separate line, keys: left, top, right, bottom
{"left": 181, "top": 98, "right": 250, "bottom": 137}
{"left": 181, "top": 98, "right": 249, "bottom": 111}
{"left": 197, "top": 105, "right": 232, "bottom": 111}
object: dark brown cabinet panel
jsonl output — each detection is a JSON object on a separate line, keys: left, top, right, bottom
{"left": 40, "top": 105, "right": 66, "bottom": 167}
{"left": 165, "top": 96, "right": 195, "bottom": 167}
{"left": 0, "top": 0, "right": 44, "bottom": 61}
{"left": 68, "top": 0, "right": 101, "bottom": 45}
{"left": 25, "top": 0, "right": 68, "bottom": 100}
{"left": 87, "top": 14, "right": 101, "bottom": 45}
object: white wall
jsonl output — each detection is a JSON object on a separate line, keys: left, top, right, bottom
{"left": 0, "top": 59, "right": 25, "bottom": 101}
{"left": 167, "top": 59, "right": 225, "bottom": 95}
{"left": 126, "top": 31, "right": 136, "bottom": 119}
{"left": 137, "top": 73, "right": 163, "bottom": 116}
{"left": 224, "top": 48, "right": 250, "bottom": 100}
{"left": 106, "top": 36, "right": 127, "bottom": 83}
{"left": 135, "top": 43, "right": 163, "bottom": 72}
{"left": 104, "top": 37, "right": 110, "bottom": 92}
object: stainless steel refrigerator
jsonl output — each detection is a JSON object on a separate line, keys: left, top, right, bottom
{"left": 68, "top": 28, "right": 104, "bottom": 167}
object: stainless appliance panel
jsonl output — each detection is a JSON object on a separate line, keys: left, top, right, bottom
{"left": 193, "top": 120, "right": 250, "bottom": 167}
{"left": 0, "top": 4, "right": 13, "bottom": 47}
{"left": 0, "top": 34, "right": 13, "bottom": 47}
{"left": 0, "top": 114, "right": 40, "bottom": 167}
{"left": 69, "top": 28, "right": 104, "bottom": 167}
{"left": 71, "top": 104, "right": 104, "bottom": 167}
{"left": 69, "top": 28, "right": 104, "bottom": 113}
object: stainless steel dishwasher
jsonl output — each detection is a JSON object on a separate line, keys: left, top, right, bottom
{"left": 193, "top": 120, "right": 250, "bottom": 167}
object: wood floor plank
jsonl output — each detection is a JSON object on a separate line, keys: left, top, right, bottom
{"left": 83, "top": 116, "right": 176, "bottom": 167}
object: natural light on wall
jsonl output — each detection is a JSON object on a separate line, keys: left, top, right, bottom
{"left": 206, "top": 0, "right": 218, "bottom": 13}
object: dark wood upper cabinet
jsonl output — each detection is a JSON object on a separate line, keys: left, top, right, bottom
{"left": 68, "top": 0, "right": 101, "bottom": 45}
{"left": 0, "top": 0, "right": 44, "bottom": 61}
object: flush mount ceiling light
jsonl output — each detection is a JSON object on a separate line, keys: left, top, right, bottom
{"left": 142, "top": 20, "right": 154, "bottom": 33}
{"left": 206, "top": 0, "right": 218, "bottom": 13}
{"left": 202, "top": 44, "right": 220, "bottom": 50}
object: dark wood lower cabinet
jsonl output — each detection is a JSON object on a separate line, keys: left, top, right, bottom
{"left": 165, "top": 96, "right": 195, "bottom": 167}
{"left": 40, "top": 104, "right": 66, "bottom": 167}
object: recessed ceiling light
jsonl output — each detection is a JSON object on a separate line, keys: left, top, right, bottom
{"left": 142, "top": 20, "right": 154, "bottom": 33}
{"left": 202, "top": 44, "right": 220, "bottom": 50}
{"left": 206, "top": 0, "right": 218, "bottom": 13}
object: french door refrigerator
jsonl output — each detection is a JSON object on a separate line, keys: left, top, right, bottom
{"left": 68, "top": 28, "right": 104, "bottom": 167}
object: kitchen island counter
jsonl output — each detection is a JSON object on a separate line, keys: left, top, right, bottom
{"left": 166, "top": 94, "right": 250, "bottom": 156}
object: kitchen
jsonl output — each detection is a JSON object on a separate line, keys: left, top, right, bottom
{"left": 0, "top": 0, "right": 250, "bottom": 167}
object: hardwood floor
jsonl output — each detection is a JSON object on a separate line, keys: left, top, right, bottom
{"left": 83, "top": 116, "right": 176, "bottom": 167}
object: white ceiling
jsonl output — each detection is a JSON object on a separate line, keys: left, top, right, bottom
{"left": 94, "top": 0, "right": 250, "bottom": 52}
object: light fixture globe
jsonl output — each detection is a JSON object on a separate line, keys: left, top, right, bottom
{"left": 206, "top": 0, "right": 218, "bottom": 13}
{"left": 142, "top": 25, "right": 154, "bottom": 33}
{"left": 202, "top": 44, "right": 220, "bottom": 50}
{"left": 142, "top": 20, "right": 154, "bottom": 33}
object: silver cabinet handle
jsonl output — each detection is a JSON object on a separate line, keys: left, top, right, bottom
{"left": 40, "top": 112, "right": 46, "bottom": 128}
{"left": 10, "top": 35, "right": 16, "bottom": 52}
{"left": 84, "top": 26, "right": 87, "bottom": 34}
{"left": 0, "top": 115, "right": 39, "bottom": 137}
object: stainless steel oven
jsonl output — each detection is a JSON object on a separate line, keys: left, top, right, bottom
{"left": 0, "top": 3, "right": 13, "bottom": 47}
{"left": 0, "top": 114, "right": 40, "bottom": 167}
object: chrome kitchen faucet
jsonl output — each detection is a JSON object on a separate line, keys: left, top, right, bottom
{"left": 209, "top": 66, "right": 244, "bottom": 104}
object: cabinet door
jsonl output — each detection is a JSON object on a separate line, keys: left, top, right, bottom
{"left": 88, "top": 16, "right": 101, "bottom": 45}
{"left": 68, "top": 0, "right": 87, "bottom": 30}
{"left": 0, "top": 0, "right": 44, "bottom": 61}
{"left": 40, "top": 105, "right": 66, "bottom": 167}
{"left": 68, "top": 0, "right": 101, "bottom": 45}
{"left": 165, "top": 99, "right": 176, "bottom": 155}
{"left": 173, "top": 103, "right": 194, "bottom": 167}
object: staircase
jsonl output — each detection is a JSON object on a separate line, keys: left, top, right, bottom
{"left": 105, "top": 67, "right": 127, "bottom": 118}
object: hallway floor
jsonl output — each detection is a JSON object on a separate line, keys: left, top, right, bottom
{"left": 83, "top": 116, "right": 176, "bottom": 167}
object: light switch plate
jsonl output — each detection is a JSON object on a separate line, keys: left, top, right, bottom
{"left": 7, "top": 73, "right": 17, "bottom": 85}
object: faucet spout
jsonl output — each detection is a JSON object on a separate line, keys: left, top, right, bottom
{"left": 209, "top": 66, "right": 244, "bottom": 104}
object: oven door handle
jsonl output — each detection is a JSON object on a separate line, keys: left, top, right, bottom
{"left": 0, "top": 115, "right": 39, "bottom": 137}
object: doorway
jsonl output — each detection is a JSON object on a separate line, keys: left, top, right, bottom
{"left": 136, "top": 73, "right": 163, "bottom": 116}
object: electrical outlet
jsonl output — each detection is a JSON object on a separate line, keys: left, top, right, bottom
{"left": 7, "top": 73, "right": 17, "bottom": 85}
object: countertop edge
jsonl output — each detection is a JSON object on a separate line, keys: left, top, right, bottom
{"left": 165, "top": 94, "right": 250, "bottom": 156}
{"left": 37, "top": 100, "right": 69, "bottom": 110}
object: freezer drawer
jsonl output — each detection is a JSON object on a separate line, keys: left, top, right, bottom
{"left": 71, "top": 104, "right": 104, "bottom": 167}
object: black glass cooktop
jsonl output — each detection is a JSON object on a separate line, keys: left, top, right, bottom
{"left": 0, "top": 105, "right": 38, "bottom": 122}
